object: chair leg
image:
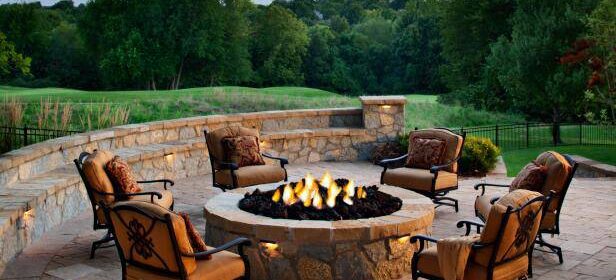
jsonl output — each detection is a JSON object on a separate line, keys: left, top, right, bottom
{"left": 535, "top": 234, "right": 564, "bottom": 264}
{"left": 433, "top": 196, "right": 459, "bottom": 212}
{"left": 528, "top": 243, "right": 534, "bottom": 278}
{"left": 90, "top": 230, "right": 114, "bottom": 259}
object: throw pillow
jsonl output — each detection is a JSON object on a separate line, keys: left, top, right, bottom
{"left": 221, "top": 135, "right": 265, "bottom": 167}
{"left": 105, "top": 156, "right": 142, "bottom": 195}
{"left": 509, "top": 161, "right": 548, "bottom": 192}
{"left": 406, "top": 138, "right": 446, "bottom": 169}
{"left": 178, "top": 212, "right": 210, "bottom": 258}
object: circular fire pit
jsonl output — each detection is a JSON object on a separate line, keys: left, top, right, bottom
{"left": 204, "top": 183, "right": 434, "bottom": 280}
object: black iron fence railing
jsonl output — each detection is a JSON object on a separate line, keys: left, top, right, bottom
{"left": 0, "top": 126, "right": 83, "bottom": 154}
{"left": 449, "top": 123, "right": 615, "bottom": 151}
{"left": 1, "top": 123, "right": 614, "bottom": 155}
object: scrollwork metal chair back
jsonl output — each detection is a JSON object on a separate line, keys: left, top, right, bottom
{"left": 490, "top": 194, "right": 547, "bottom": 266}
{"left": 104, "top": 202, "right": 190, "bottom": 278}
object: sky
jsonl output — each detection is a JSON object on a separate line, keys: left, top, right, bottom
{"left": 0, "top": 0, "right": 274, "bottom": 5}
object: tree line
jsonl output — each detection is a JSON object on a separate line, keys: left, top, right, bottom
{"left": 0, "top": 0, "right": 614, "bottom": 123}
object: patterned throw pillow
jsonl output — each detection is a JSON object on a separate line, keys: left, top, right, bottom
{"left": 105, "top": 156, "right": 142, "bottom": 195}
{"left": 178, "top": 212, "right": 210, "bottom": 258}
{"left": 510, "top": 161, "right": 548, "bottom": 192}
{"left": 221, "top": 136, "right": 265, "bottom": 167}
{"left": 405, "top": 138, "right": 446, "bottom": 169}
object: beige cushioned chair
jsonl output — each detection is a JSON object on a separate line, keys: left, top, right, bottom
{"left": 379, "top": 128, "right": 465, "bottom": 211}
{"left": 104, "top": 200, "right": 251, "bottom": 280}
{"left": 205, "top": 126, "right": 287, "bottom": 191}
{"left": 411, "top": 190, "right": 548, "bottom": 280}
{"left": 74, "top": 150, "right": 175, "bottom": 258}
{"left": 474, "top": 151, "right": 577, "bottom": 264}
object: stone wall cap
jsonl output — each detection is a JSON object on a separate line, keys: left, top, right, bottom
{"left": 359, "top": 95, "right": 407, "bottom": 105}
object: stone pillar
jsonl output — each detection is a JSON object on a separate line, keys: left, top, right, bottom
{"left": 359, "top": 96, "right": 406, "bottom": 143}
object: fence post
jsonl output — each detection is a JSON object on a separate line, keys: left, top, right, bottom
{"left": 495, "top": 124, "right": 499, "bottom": 147}
{"left": 526, "top": 122, "right": 529, "bottom": 148}
{"left": 579, "top": 123, "right": 582, "bottom": 145}
{"left": 23, "top": 126, "right": 28, "bottom": 146}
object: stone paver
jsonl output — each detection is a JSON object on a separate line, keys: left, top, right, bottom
{"left": 1, "top": 161, "right": 614, "bottom": 280}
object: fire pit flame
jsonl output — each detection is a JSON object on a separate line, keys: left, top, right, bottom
{"left": 239, "top": 172, "right": 403, "bottom": 220}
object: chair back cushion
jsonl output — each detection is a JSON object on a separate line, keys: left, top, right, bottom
{"left": 405, "top": 138, "right": 446, "bottom": 169}
{"left": 106, "top": 156, "right": 143, "bottom": 195}
{"left": 509, "top": 161, "right": 547, "bottom": 192}
{"left": 83, "top": 150, "right": 116, "bottom": 204}
{"left": 407, "top": 129, "right": 463, "bottom": 172}
{"left": 475, "top": 189, "right": 543, "bottom": 266}
{"left": 109, "top": 201, "right": 197, "bottom": 276}
{"left": 534, "top": 151, "right": 572, "bottom": 212}
{"left": 205, "top": 126, "right": 260, "bottom": 169}
{"left": 222, "top": 135, "right": 265, "bottom": 167}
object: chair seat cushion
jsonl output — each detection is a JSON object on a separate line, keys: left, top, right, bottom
{"left": 474, "top": 195, "right": 498, "bottom": 221}
{"left": 465, "top": 254, "right": 528, "bottom": 280}
{"left": 129, "top": 190, "right": 174, "bottom": 210}
{"left": 126, "top": 246, "right": 245, "bottom": 280}
{"left": 416, "top": 246, "right": 442, "bottom": 277}
{"left": 216, "top": 165, "right": 286, "bottom": 188}
{"left": 382, "top": 168, "right": 457, "bottom": 192}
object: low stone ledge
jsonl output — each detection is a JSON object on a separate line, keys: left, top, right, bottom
{"left": 359, "top": 96, "right": 407, "bottom": 105}
{"left": 571, "top": 155, "right": 616, "bottom": 178}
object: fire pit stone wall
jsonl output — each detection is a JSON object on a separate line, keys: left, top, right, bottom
{"left": 204, "top": 184, "right": 434, "bottom": 280}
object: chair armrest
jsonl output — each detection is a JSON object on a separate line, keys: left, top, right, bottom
{"left": 137, "top": 179, "right": 174, "bottom": 190}
{"left": 474, "top": 183, "right": 511, "bottom": 195}
{"left": 410, "top": 234, "right": 438, "bottom": 253}
{"left": 262, "top": 153, "right": 289, "bottom": 167}
{"left": 90, "top": 189, "right": 162, "bottom": 202}
{"left": 218, "top": 161, "right": 239, "bottom": 170}
{"left": 191, "top": 237, "right": 252, "bottom": 260}
{"left": 120, "top": 191, "right": 163, "bottom": 202}
{"left": 457, "top": 219, "right": 485, "bottom": 236}
{"left": 378, "top": 154, "right": 408, "bottom": 168}
{"left": 430, "top": 160, "right": 456, "bottom": 174}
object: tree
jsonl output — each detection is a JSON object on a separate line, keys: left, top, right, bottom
{"left": 437, "top": 0, "right": 515, "bottom": 90}
{"left": 390, "top": 1, "right": 444, "bottom": 94}
{"left": 584, "top": 0, "right": 616, "bottom": 123}
{"left": 304, "top": 25, "right": 337, "bottom": 90}
{"left": 486, "top": 0, "right": 598, "bottom": 140}
{"left": 252, "top": 5, "right": 309, "bottom": 86}
{"left": 0, "top": 32, "right": 31, "bottom": 81}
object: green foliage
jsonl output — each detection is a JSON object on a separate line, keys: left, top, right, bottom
{"left": 0, "top": 32, "right": 31, "bottom": 81}
{"left": 459, "top": 137, "right": 501, "bottom": 176}
{"left": 437, "top": 0, "right": 515, "bottom": 90}
{"left": 486, "top": 0, "right": 597, "bottom": 122}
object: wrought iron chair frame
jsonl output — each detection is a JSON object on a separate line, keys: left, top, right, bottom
{"left": 204, "top": 129, "right": 288, "bottom": 192}
{"left": 473, "top": 154, "right": 578, "bottom": 263}
{"left": 411, "top": 194, "right": 549, "bottom": 280}
{"left": 74, "top": 151, "right": 174, "bottom": 258}
{"left": 102, "top": 202, "right": 252, "bottom": 280}
{"left": 379, "top": 128, "right": 466, "bottom": 212}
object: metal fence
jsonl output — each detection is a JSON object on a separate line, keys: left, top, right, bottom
{"left": 449, "top": 123, "right": 616, "bottom": 151}
{"left": 0, "top": 126, "right": 82, "bottom": 154}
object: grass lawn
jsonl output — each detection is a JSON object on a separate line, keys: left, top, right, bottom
{"left": 502, "top": 145, "right": 616, "bottom": 176}
{"left": 1, "top": 85, "right": 526, "bottom": 131}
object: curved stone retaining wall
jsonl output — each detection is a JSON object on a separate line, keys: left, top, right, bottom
{"left": 0, "top": 96, "right": 406, "bottom": 266}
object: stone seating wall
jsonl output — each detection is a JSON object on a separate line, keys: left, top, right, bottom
{"left": 0, "top": 95, "right": 406, "bottom": 266}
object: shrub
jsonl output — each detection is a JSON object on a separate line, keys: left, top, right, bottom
{"left": 459, "top": 136, "right": 500, "bottom": 176}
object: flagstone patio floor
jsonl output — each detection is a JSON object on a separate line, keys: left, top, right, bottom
{"left": 1, "top": 161, "right": 614, "bottom": 280}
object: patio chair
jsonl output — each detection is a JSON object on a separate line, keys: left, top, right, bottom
{"left": 205, "top": 126, "right": 288, "bottom": 191}
{"left": 411, "top": 189, "right": 549, "bottom": 280}
{"left": 379, "top": 128, "right": 465, "bottom": 212}
{"left": 103, "top": 200, "right": 251, "bottom": 280}
{"left": 474, "top": 151, "right": 577, "bottom": 263}
{"left": 74, "top": 150, "right": 175, "bottom": 258}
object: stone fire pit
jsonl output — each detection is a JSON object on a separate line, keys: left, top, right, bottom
{"left": 204, "top": 184, "right": 434, "bottom": 280}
